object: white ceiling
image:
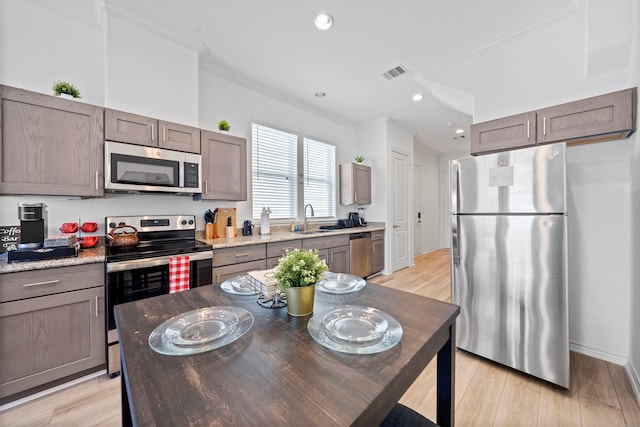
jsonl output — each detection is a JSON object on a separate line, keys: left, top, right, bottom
{"left": 104, "top": 0, "right": 632, "bottom": 154}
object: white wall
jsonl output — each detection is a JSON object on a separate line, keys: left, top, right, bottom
{"left": 566, "top": 141, "right": 631, "bottom": 359}
{"left": 413, "top": 144, "right": 440, "bottom": 253}
{"left": 627, "top": 0, "right": 640, "bottom": 401}
{"left": 0, "top": 1, "right": 106, "bottom": 106}
{"left": 106, "top": 15, "right": 199, "bottom": 125}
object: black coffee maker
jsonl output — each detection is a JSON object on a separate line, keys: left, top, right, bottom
{"left": 18, "top": 202, "right": 47, "bottom": 249}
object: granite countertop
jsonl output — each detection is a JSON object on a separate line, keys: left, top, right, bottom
{"left": 0, "top": 245, "right": 105, "bottom": 274}
{"left": 196, "top": 222, "right": 386, "bottom": 249}
{"left": 0, "top": 223, "right": 386, "bottom": 273}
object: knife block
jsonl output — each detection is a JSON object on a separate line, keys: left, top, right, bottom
{"left": 214, "top": 208, "right": 237, "bottom": 238}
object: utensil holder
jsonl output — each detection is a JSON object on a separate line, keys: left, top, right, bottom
{"left": 205, "top": 223, "right": 214, "bottom": 239}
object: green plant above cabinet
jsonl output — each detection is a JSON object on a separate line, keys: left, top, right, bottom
{"left": 0, "top": 85, "right": 104, "bottom": 197}
{"left": 471, "top": 87, "right": 637, "bottom": 155}
{"left": 105, "top": 109, "right": 201, "bottom": 154}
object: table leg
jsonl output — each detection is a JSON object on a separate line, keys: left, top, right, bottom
{"left": 437, "top": 324, "right": 456, "bottom": 427}
{"left": 121, "top": 362, "right": 133, "bottom": 427}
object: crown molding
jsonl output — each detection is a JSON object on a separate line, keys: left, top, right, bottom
{"left": 104, "top": 1, "right": 201, "bottom": 52}
{"left": 199, "top": 54, "right": 356, "bottom": 130}
{"left": 32, "top": 0, "right": 106, "bottom": 31}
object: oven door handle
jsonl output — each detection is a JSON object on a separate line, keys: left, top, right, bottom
{"left": 106, "top": 251, "right": 213, "bottom": 273}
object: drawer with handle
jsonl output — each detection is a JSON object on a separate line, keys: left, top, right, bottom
{"left": 1, "top": 263, "right": 104, "bottom": 303}
{"left": 267, "top": 240, "right": 302, "bottom": 259}
{"left": 212, "top": 244, "right": 266, "bottom": 267}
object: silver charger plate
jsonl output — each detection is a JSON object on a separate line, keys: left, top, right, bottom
{"left": 149, "top": 306, "right": 253, "bottom": 356}
{"left": 316, "top": 272, "right": 366, "bottom": 294}
{"left": 221, "top": 275, "right": 259, "bottom": 295}
{"left": 308, "top": 305, "right": 402, "bottom": 354}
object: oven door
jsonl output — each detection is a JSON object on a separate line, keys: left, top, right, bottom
{"left": 106, "top": 251, "right": 213, "bottom": 331}
{"left": 105, "top": 251, "right": 212, "bottom": 376}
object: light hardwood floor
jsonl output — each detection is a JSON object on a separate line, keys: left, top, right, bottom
{"left": 2, "top": 249, "right": 639, "bottom": 426}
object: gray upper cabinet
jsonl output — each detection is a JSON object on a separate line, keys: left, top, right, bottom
{"left": 105, "top": 109, "right": 201, "bottom": 154}
{"left": 201, "top": 130, "right": 247, "bottom": 201}
{"left": 470, "top": 112, "right": 536, "bottom": 155}
{"left": 0, "top": 85, "right": 104, "bottom": 197}
{"left": 470, "top": 87, "right": 637, "bottom": 156}
{"left": 340, "top": 163, "right": 371, "bottom": 205}
{"left": 536, "top": 88, "right": 636, "bottom": 146}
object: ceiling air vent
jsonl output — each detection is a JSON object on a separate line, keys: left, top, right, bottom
{"left": 382, "top": 65, "right": 409, "bottom": 80}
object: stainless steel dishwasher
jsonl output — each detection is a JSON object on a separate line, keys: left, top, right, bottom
{"left": 349, "top": 232, "right": 371, "bottom": 278}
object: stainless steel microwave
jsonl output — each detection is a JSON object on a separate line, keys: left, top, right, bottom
{"left": 105, "top": 140, "right": 202, "bottom": 194}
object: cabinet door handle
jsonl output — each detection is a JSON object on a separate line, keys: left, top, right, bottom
{"left": 95, "top": 296, "right": 99, "bottom": 318}
{"left": 151, "top": 123, "right": 155, "bottom": 141}
{"left": 204, "top": 180, "right": 208, "bottom": 195}
{"left": 354, "top": 192, "right": 357, "bottom": 203}
{"left": 23, "top": 279, "right": 59, "bottom": 288}
{"left": 393, "top": 225, "right": 399, "bottom": 229}
{"left": 526, "top": 120, "right": 530, "bottom": 139}
{"left": 235, "top": 253, "right": 250, "bottom": 257}
{"left": 162, "top": 125, "right": 166, "bottom": 142}
{"left": 543, "top": 116, "right": 546, "bottom": 136}
{"left": 95, "top": 170, "right": 99, "bottom": 190}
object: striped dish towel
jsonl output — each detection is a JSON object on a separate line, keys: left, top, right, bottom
{"left": 169, "top": 256, "right": 190, "bottom": 293}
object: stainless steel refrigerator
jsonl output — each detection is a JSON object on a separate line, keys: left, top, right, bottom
{"left": 450, "top": 142, "right": 569, "bottom": 388}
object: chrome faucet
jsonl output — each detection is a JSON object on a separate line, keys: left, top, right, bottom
{"left": 304, "top": 204, "right": 315, "bottom": 231}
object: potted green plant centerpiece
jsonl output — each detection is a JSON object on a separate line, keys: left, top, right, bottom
{"left": 354, "top": 155, "right": 365, "bottom": 164}
{"left": 274, "top": 248, "right": 328, "bottom": 316}
{"left": 52, "top": 80, "right": 81, "bottom": 99}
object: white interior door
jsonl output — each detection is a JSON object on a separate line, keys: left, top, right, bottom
{"left": 441, "top": 171, "right": 450, "bottom": 248}
{"left": 413, "top": 164, "right": 422, "bottom": 256}
{"left": 392, "top": 150, "right": 410, "bottom": 271}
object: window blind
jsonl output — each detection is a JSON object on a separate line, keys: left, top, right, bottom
{"left": 252, "top": 124, "right": 297, "bottom": 220}
{"left": 304, "top": 138, "right": 336, "bottom": 218}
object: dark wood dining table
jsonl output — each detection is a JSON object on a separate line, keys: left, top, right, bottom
{"left": 115, "top": 282, "right": 459, "bottom": 426}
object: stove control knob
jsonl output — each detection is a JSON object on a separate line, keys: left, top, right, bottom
{"left": 188, "top": 219, "right": 194, "bottom": 225}
{"left": 109, "top": 222, "right": 116, "bottom": 229}
{"left": 119, "top": 222, "right": 126, "bottom": 226}
{"left": 181, "top": 220, "right": 187, "bottom": 225}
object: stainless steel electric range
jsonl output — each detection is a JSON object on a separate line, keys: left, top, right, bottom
{"left": 104, "top": 215, "right": 213, "bottom": 376}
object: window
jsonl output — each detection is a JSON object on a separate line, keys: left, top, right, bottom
{"left": 252, "top": 123, "right": 336, "bottom": 221}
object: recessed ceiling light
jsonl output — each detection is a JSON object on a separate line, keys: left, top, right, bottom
{"left": 412, "top": 93, "right": 423, "bottom": 102}
{"left": 315, "top": 13, "right": 333, "bottom": 30}
{"left": 315, "top": 91, "right": 327, "bottom": 98}
{"left": 455, "top": 128, "right": 464, "bottom": 134}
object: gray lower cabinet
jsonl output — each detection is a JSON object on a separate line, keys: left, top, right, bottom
{"left": 371, "top": 231, "right": 385, "bottom": 275}
{"left": 212, "top": 244, "right": 266, "bottom": 285}
{"left": 0, "top": 263, "right": 105, "bottom": 403}
{"left": 266, "top": 240, "right": 302, "bottom": 269}
{"left": 201, "top": 130, "right": 247, "bottom": 201}
{"left": 303, "top": 235, "right": 350, "bottom": 274}
{"left": 105, "top": 109, "right": 201, "bottom": 154}
{"left": 0, "top": 85, "right": 104, "bottom": 197}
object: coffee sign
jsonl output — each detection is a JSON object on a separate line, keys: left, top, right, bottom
{"left": 0, "top": 226, "right": 20, "bottom": 253}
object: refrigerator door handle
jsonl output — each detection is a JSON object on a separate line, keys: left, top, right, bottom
{"left": 450, "top": 162, "right": 460, "bottom": 214}
{"left": 452, "top": 215, "right": 460, "bottom": 265}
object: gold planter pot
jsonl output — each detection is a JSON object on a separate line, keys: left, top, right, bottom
{"left": 284, "top": 284, "right": 315, "bottom": 317}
